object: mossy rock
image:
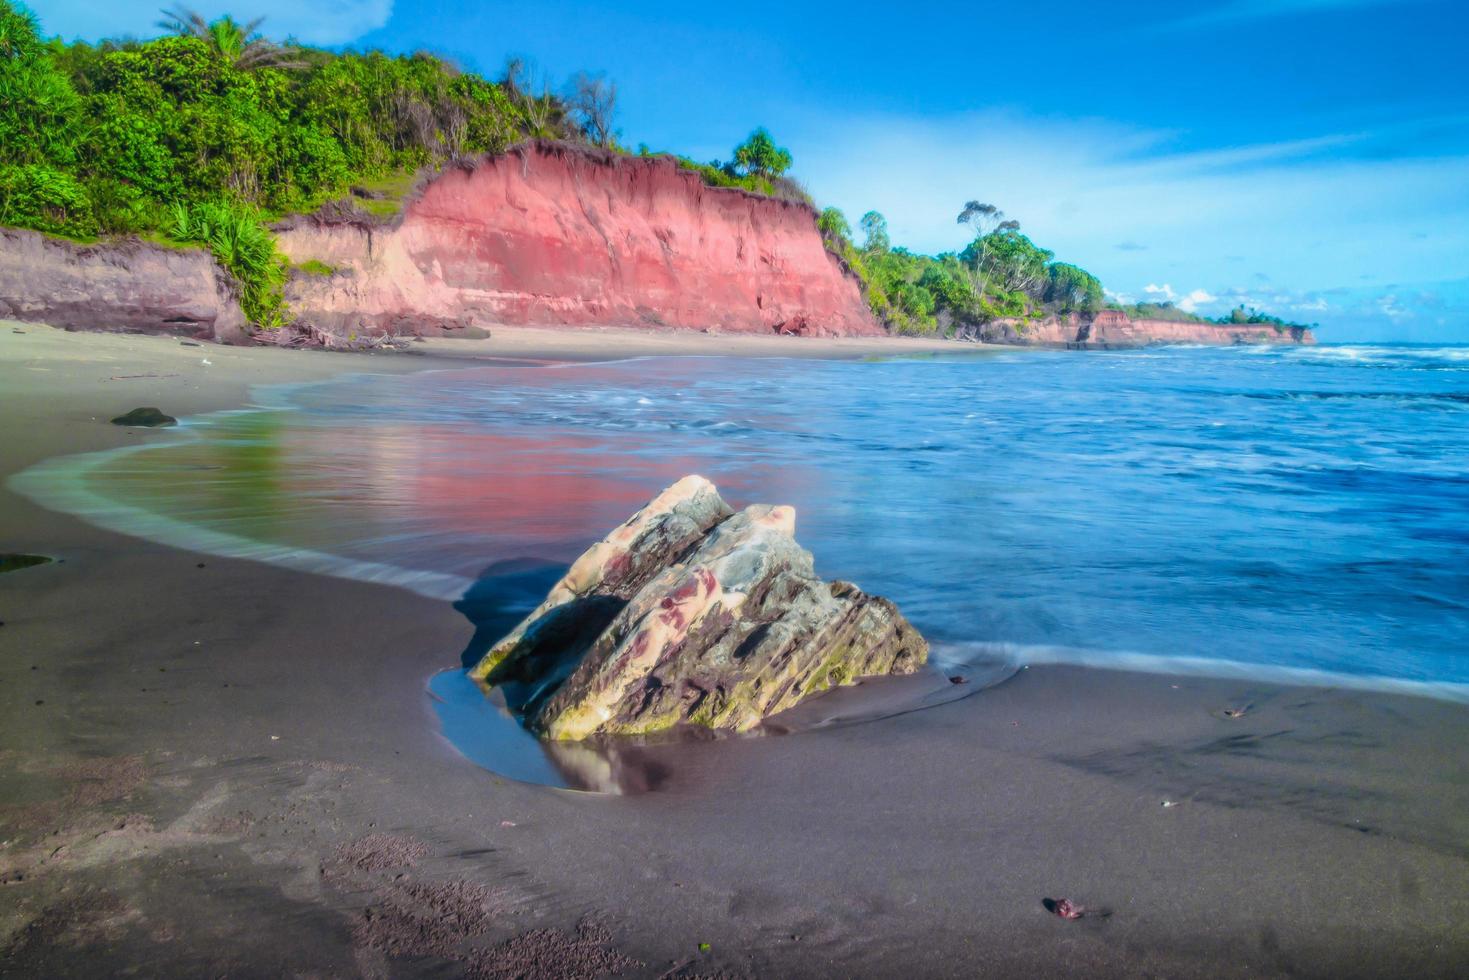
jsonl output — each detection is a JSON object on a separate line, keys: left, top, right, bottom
{"left": 111, "top": 407, "right": 177, "bottom": 427}
{"left": 472, "top": 477, "right": 928, "bottom": 740}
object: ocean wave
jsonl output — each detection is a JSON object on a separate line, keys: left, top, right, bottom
{"left": 1241, "top": 390, "right": 1469, "bottom": 406}
{"left": 938, "top": 642, "right": 1469, "bottom": 705}
{"left": 1275, "top": 345, "right": 1469, "bottom": 370}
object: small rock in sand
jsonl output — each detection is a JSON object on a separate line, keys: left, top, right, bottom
{"left": 1043, "top": 897, "right": 1110, "bottom": 920}
{"left": 110, "top": 407, "right": 177, "bottom": 427}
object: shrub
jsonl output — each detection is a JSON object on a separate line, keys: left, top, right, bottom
{"left": 170, "top": 199, "right": 288, "bottom": 327}
{"left": 0, "top": 164, "right": 96, "bottom": 236}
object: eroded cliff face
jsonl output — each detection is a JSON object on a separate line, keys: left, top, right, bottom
{"left": 0, "top": 228, "right": 248, "bottom": 342}
{"left": 275, "top": 142, "right": 882, "bottom": 337}
{"left": 978, "top": 309, "right": 1315, "bottom": 347}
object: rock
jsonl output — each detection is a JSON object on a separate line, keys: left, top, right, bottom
{"left": 110, "top": 407, "right": 177, "bottom": 427}
{"left": 0, "top": 227, "right": 248, "bottom": 343}
{"left": 0, "top": 553, "right": 53, "bottom": 574}
{"left": 471, "top": 476, "right": 928, "bottom": 740}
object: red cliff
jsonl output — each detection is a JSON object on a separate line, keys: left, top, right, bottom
{"left": 275, "top": 142, "right": 883, "bottom": 338}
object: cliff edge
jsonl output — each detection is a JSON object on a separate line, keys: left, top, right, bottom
{"left": 275, "top": 142, "right": 883, "bottom": 338}
{"left": 0, "top": 228, "right": 248, "bottom": 343}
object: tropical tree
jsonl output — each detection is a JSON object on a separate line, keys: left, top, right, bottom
{"left": 501, "top": 56, "right": 562, "bottom": 137}
{"left": 565, "top": 70, "right": 617, "bottom": 147}
{"left": 0, "top": 1, "right": 83, "bottom": 168}
{"left": 817, "top": 206, "right": 851, "bottom": 244}
{"left": 1044, "top": 262, "right": 1103, "bottom": 312}
{"left": 859, "top": 210, "right": 889, "bottom": 253}
{"left": 731, "top": 127, "right": 792, "bottom": 179}
{"left": 965, "top": 227, "right": 1053, "bottom": 297}
{"left": 0, "top": 0, "right": 40, "bottom": 59}
{"left": 957, "top": 200, "right": 1010, "bottom": 297}
{"left": 156, "top": 7, "right": 302, "bottom": 70}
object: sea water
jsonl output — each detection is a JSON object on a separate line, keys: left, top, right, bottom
{"left": 14, "top": 344, "right": 1469, "bottom": 706}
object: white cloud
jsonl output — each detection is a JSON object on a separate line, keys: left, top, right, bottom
{"left": 792, "top": 108, "right": 1469, "bottom": 339}
{"left": 1141, "top": 284, "right": 1217, "bottom": 313}
{"left": 35, "top": 1, "right": 393, "bottom": 45}
{"left": 1377, "top": 294, "right": 1412, "bottom": 319}
{"left": 1177, "top": 289, "right": 1217, "bottom": 313}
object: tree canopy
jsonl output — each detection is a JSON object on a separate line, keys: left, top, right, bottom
{"left": 815, "top": 200, "right": 1107, "bottom": 336}
{"left": 731, "top": 127, "right": 792, "bottom": 179}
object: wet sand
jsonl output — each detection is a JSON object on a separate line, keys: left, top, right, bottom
{"left": 3, "top": 323, "right": 1468, "bottom": 977}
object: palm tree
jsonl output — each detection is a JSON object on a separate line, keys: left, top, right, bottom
{"left": 156, "top": 7, "right": 303, "bottom": 70}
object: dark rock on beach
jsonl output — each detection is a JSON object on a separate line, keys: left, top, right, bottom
{"left": 0, "top": 553, "right": 54, "bottom": 574}
{"left": 110, "top": 407, "right": 177, "bottom": 427}
{"left": 470, "top": 475, "right": 929, "bottom": 740}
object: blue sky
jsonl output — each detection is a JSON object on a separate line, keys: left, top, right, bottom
{"left": 35, "top": 0, "right": 1469, "bottom": 340}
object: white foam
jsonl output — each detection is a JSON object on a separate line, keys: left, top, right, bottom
{"left": 939, "top": 642, "right": 1469, "bottom": 705}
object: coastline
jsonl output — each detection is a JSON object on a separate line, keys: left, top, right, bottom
{"left": 3, "top": 323, "right": 1467, "bottom": 977}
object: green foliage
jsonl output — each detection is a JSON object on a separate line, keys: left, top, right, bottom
{"left": 1111, "top": 300, "right": 1208, "bottom": 323}
{"left": 157, "top": 7, "right": 303, "bottom": 71}
{"left": 171, "top": 199, "right": 288, "bottom": 327}
{"left": 0, "top": 163, "right": 95, "bottom": 236}
{"left": 0, "top": 0, "right": 41, "bottom": 60}
{"left": 1043, "top": 262, "right": 1103, "bottom": 312}
{"left": 1218, "top": 304, "right": 1310, "bottom": 329}
{"left": 293, "top": 258, "right": 337, "bottom": 276}
{"left": 1109, "top": 300, "right": 1311, "bottom": 332}
{"left": 859, "top": 211, "right": 890, "bottom": 253}
{"left": 826, "top": 200, "right": 1108, "bottom": 335}
{"left": 656, "top": 128, "right": 813, "bottom": 202}
{"left": 817, "top": 206, "right": 851, "bottom": 244}
{"left": 731, "top": 127, "right": 792, "bottom": 179}
{"left": 963, "top": 229, "right": 1053, "bottom": 296}
{"left": 0, "top": 1, "right": 571, "bottom": 326}
{"left": 0, "top": 2, "right": 84, "bottom": 167}
{"left": 669, "top": 155, "right": 810, "bottom": 204}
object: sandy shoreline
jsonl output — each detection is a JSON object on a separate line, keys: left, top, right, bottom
{"left": 3, "top": 323, "right": 1468, "bottom": 978}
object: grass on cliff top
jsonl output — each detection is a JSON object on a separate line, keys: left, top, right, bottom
{"left": 349, "top": 170, "right": 419, "bottom": 219}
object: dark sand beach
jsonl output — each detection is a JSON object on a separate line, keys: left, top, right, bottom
{"left": 3, "top": 324, "right": 1468, "bottom": 978}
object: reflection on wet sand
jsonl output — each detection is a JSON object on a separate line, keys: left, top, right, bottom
{"left": 79, "top": 401, "right": 815, "bottom": 589}
{"left": 428, "top": 640, "right": 1021, "bottom": 795}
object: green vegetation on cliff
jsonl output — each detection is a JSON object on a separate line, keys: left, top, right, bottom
{"left": 0, "top": 2, "right": 1312, "bottom": 337}
{"left": 1111, "top": 300, "right": 1313, "bottom": 334}
{"left": 0, "top": 2, "right": 592, "bottom": 324}
{"left": 639, "top": 128, "right": 812, "bottom": 204}
{"left": 816, "top": 202, "right": 1105, "bottom": 336}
